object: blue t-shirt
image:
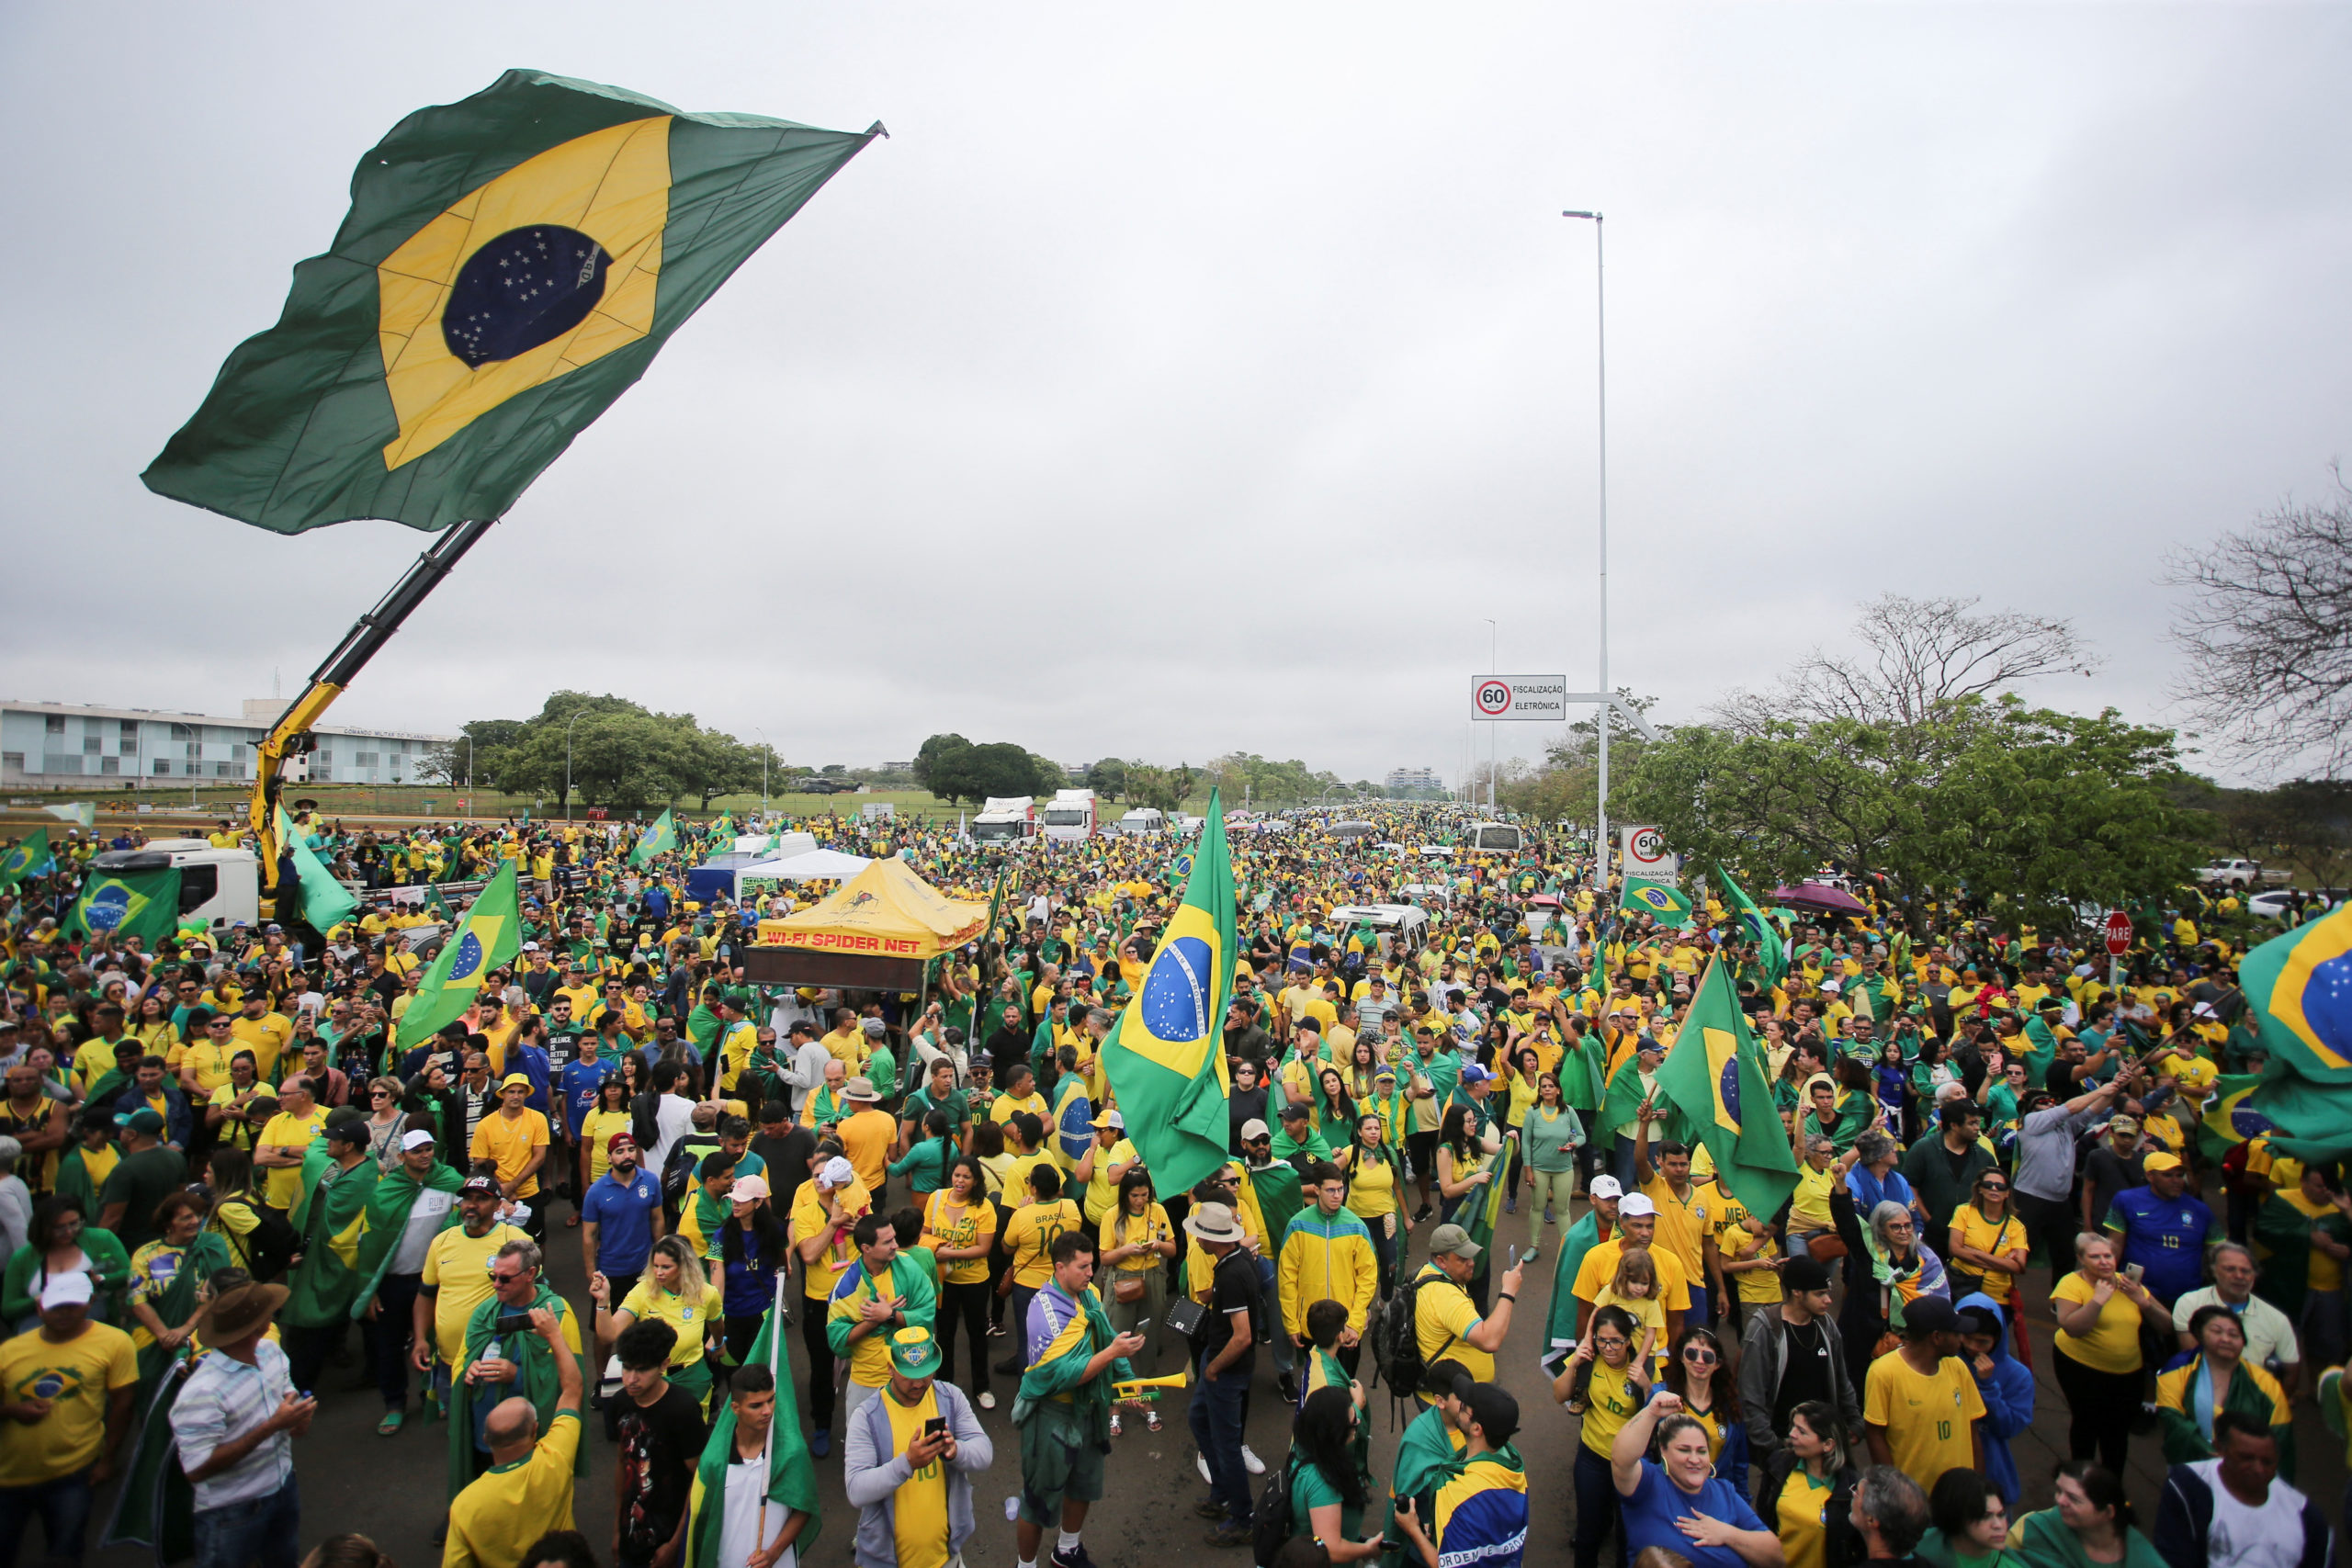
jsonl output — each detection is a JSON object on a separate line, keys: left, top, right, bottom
{"left": 2105, "top": 1187, "right": 2213, "bottom": 1302}
{"left": 1621, "top": 1461, "right": 1767, "bottom": 1568}
{"left": 558, "top": 1057, "right": 616, "bottom": 1136}
{"left": 581, "top": 1168, "right": 663, "bottom": 1276}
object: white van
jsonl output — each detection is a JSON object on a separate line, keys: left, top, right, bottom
{"left": 1468, "top": 821, "right": 1524, "bottom": 853}
{"left": 1114, "top": 808, "right": 1169, "bottom": 836}
{"left": 87, "top": 840, "right": 261, "bottom": 933}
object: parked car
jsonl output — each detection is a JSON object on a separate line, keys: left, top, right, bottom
{"left": 2249, "top": 886, "right": 2346, "bottom": 922}
{"left": 2198, "top": 858, "right": 2292, "bottom": 888}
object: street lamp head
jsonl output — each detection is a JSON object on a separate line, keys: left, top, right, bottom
{"left": 1562, "top": 209, "right": 1600, "bottom": 220}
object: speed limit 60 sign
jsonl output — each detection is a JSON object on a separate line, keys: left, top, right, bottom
{"left": 1472, "top": 674, "right": 1568, "bottom": 720}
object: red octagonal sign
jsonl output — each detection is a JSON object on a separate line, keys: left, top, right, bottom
{"left": 2104, "top": 910, "right": 2132, "bottom": 956}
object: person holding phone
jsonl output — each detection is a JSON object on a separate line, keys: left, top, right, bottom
{"left": 842, "top": 1326, "right": 994, "bottom": 1568}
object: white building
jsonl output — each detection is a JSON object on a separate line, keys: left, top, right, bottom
{"left": 1385, "top": 766, "right": 1443, "bottom": 789}
{"left": 0, "top": 699, "right": 456, "bottom": 789}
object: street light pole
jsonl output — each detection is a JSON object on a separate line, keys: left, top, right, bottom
{"left": 563, "top": 708, "right": 590, "bottom": 822}
{"left": 753, "top": 727, "right": 771, "bottom": 815}
{"left": 1564, "top": 209, "right": 1609, "bottom": 889}
{"left": 1482, "top": 618, "right": 1498, "bottom": 814}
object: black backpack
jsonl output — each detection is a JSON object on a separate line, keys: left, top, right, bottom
{"left": 223, "top": 1201, "right": 300, "bottom": 1284}
{"left": 1370, "top": 1270, "right": 1427, "bottom": 1396}
{"left": 1250, "top": 1458, "right": 1295, "bottom": 1568}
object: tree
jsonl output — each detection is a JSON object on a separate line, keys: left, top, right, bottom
{"left": 446, "top": 691, "right": 764, "bottom": 813}
{"left": 417, "top": 718, "right": 526, "bottom": 788}
{"left": 1717, "top": 593, "right": 2098, "bottom": 735}
{"left": 922, "top": 739, "right": 1055, "bottom": 807}
{"left": 2165, "top": 479, "right": 2352, "bottom": 780}
{"left": 2211, "top": 779, "right": 2352, "bottom": 890}
{"left": 1085, "top": 758, "right": 1128, "bottom": 803}
{"left": 912, "top": 734, "right": 972, "bottom": 795}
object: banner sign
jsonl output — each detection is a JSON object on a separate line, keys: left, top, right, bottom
{"left": 1622, "top": 825, "right": 1679, "bottom": 880}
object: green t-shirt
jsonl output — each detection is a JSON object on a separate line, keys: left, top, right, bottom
{"left": 1290, "top": 1452, "right": 1365, "bottom": 1542}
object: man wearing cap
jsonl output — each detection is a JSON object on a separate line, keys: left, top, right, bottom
{"left": 1071, "top": 1111, "right": 1136, "bottom": 1228}
{"left": 844, "top": 1325, "right": 995, "bottom": 1568}
{"left": 1544, "top": 1176, "right": 1622, "bottom": 1367}
{"left": 169, "top": 1281, "right": 312, "bottom": 1568}
{"left": 793, "top": 1156, "right": 873, "bottom": 1453}
{"left": 229, "top": 990, "right": 295, "bottom": 1085}
{"left": 442, "top": 1301, "right": 584, "bottom": 1568}
{"left": 1861, "top": 1293, "right": 1984, "bottom": 1492}
{"left": 254, "top": 1077, "right": 328, "bottom": 1218}
{"left": 96, "top": 1107, "right": 186, "bottom": 1253}
{"left": 2105, "top": 1150, "right": 2215, "bottom": 1308}
{"left": 1017, "top": 1230, "right": 1143, "bottom": 1568}
{"left": 413, "top": 1176, "right": 529, "bottom": 1410}
{"left": 349, "top": 1127, "right": 464, "bottom": 1435}
{"left": 2079, "top": 1115, "right": 2149, "bottom": 1239}
{"left": 0, "top": 1271, "right": 139, "bottom": 1564}
{"left": 1411, "top": 1224, "right": 1525, "bottom": 1401}
{"left": 1738, "top": 1254, "right": 1863, "bottom": 1467}
{"left": 473, "top": 1073, "right": 553, "bottom": 1239}
{"left": 835, "top": 1078, "right": 897, "bottom": 1210}
{"left": 1391, "top": 1382, "right": 1528, "bottom": 1568}
{"left": 280, "top": 1114, "right": 382, "bottom": 1395}
{"left": 1571, "top": 1190, "right": 1692, "bottom": 1354}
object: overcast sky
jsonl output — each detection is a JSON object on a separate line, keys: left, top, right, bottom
{"left": 4, "top": 4, "right": 2346, "bottom": 787}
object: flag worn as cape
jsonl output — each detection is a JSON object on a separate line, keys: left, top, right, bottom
{"left": 284, "top": 1150, "right": 381, "bottom": 1328}
{"left": 100, "top": 1356, "right": 198, "bottom": 1562}
{"left": 0, "top": 830, "right": 54, "bottom": 888}
{"left": 1097, "top": 790, "right": 1237, "bottom": 1198}
{"left": 687, "top": 1303, "right": 821, "bottom": 1568}
{"left": 1716, "top": 864, "right": 1784, "bottom": 984}
{"left": 447, "top": 1281, "right": 586, "bottom": 1499}
{"left": 398, "top": 861, "right": 523, "bottom": 1046}
{"left": 276, "top": 807, "right": 357, "bottom": 933}
{"left": 348, "top": 1159, "right": 467, "bottom": 1316}
{"left": 630, "top": 809, "right": 679, "bottom": 868}
{"left": 1653, "top": 959, "right": 1801, "bottom": 1221}
{"left": 143, "top": 71, "right": 882, "bottom": 535}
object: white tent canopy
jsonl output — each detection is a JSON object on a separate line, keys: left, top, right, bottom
{"left": 739, "top": 847, "right": 874, "bottom": 882}
{"left": 734, "top": 831, "right": 817, "bottom": 859}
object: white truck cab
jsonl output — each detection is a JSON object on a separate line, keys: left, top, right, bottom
{"left": 970, "top": 797, "right": 1038, "bottom": 842}
{"left": 1042, "top": 789, "right": 1097, "bottom": 842}
{"left": 1114, "top": 808, "right": 1169, "bottom": 836}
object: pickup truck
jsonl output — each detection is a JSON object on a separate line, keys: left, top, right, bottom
{"left": 2198, "top": 859, "right": 2293, "bottom": 888}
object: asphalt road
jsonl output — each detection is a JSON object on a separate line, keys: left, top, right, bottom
{"left": 85, "top": 1186, "right": 2346, "bottom": 1568}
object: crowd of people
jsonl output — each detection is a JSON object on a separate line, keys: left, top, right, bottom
{"left": 0, "top": 801, "right": 2341, "bottom": 1568}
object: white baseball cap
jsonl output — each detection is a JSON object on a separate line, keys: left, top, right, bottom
{"left": 1617, "top": 1192, "right": 1657, "bottom": 1218}
{"left": 39, "top": 1273, "right": 92, "bottom": 1311}
{"left": 1589, "top": 1175, "right": 1623, "bottom": 1201}
{"left": 401, "top": 1129, "right": 438, "bottom": 1151}
{"left": 1239, "top": 1118, "right": 1271, "bottom": 1141}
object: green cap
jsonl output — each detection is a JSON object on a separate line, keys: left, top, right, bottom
{"left": 888, "top": 1325, "right": 941, "bottom": 1380}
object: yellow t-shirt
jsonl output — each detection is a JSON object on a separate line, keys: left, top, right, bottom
{"left": 1591, "top": 1286, "right": 1668, "bottom": 1364}
{"left": 2051, "top": 1271, "right": 2144, "bottom": 1374}
{"left": 421, "top": 1221, "right": 528, "bottom": 1364}
{"left": 1002, "top": 1200, "right": 1083, "bottom": 1289}
{"left": 1713, "top": 1196, "right": 1786, "bottom": 1305}
{"left": 256, "top": 1107, "right": 328, "bottom": 1210}
{"left": 1571, "top": 1241, "right": 1692, "bottom": 1314}
{"left": 228, "top": 1012, "right": 295, "bottom": 1080}
{"left": 445, "top": 1410, "right": 583, "bottom": 1563}
{"left": 470, "top": 1108, "right": 552, "bottom": 1199}
{"left": 580, "top": 1109, "right": 630, "bottom": 1183}
{"left": 1775, "top": 1467, "right": 1837, "bottom": 1568}
{"left": 1341, "top": 1146, "right": 1399, "bottom": 1219}
{"left": 176, "top": 1040, "right": 239, "bottom": 1099}
{"left": 1949, "top": 1206, "right": 2029, "bottom": 1299}
{"left": 1789, "top": 1165, "right": 1838, "bottom": 1233}
{"left": 921, "top": 1192, "right": 997, "bottom": 1288}
{"left": 0, "top": 1322, "right": 139, "bottom": 1484}
{"left": 1082, "top": 1138, "right": 1136, "bottom": 1222}
{"left": 1413, "top": 1268, "right": 1489, "bottom": 1388}
{"left": 2280, "top": 1189, "right": 2344, "bottom": 1292}
{"left": 791, "top": 1181, "right": 870, "bottom": 1302}
{"left": 618, "top": 1280, "right": 712, "bottom": 1371}
{"left": 1578, "top": 1357, "right": 1645, "bottom": 1458}
{"left": 838, "top": 1109, "right": 897, "bottom": 1192}
{"left": 881, "top": 1384, "right": 953, "bottom": 1568}
{"left": 1099, "top": 1203, "right": 1171, "bottom": 1274}
{"left": 1862, "top": 1352, "right": 1985, "bottom": 1492}
{"left": 1002, "top": 1151, "right": 1056, "bottom": 1208}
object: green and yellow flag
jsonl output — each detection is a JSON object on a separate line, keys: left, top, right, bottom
{"left": 629, "top": 808, "right": 679, "bottom": 868}
{"left": 1655, "top": 958, "right": 1800, "bottom": 1219}
{"left": 685, "top": 1306, "right": 820, "bottom": 1568}
{"left": 1620, "top": 876, "right": 1693, "bottom": 929}
{"left": 275, "top": 808, "right": 357, "bottom": 934}
{"left": 1715, "top": 864, "right": 1784, "bottom": 983}
{"left": 396, "top": 861, "right": 522, "bottom": 1045}
{"left": 0, "top": 830, "right": 54, "bottom": 889}
{"left": 1098, "top": 790, "right": 1237, "bottom": 1198}
{"left": 66, "top": 865, "right": 181, "bottom": 943}
{"left": 143, "top": 70, "right": 882, "bottom": 533}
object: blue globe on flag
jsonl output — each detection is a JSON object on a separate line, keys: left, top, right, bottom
{"left": 1718, "top": 1056, "right": 1742, "bottom": 1124}
{"left": 448, "top": 930, "right": 486, "bottom": 981}
{"left": 1140, "top": 936, "right": 1214, "bottom": 1043}
{"left": 84, "top": 885, "right": 132, "bottom": 932}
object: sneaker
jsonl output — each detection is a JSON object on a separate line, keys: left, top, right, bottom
{"left": 978, "top": 1391, "right": 997, "bottom": 1410}
{"left": 1051, "top": 1543, "right": 1098, "bottom": 1568}
{"left": 1503, "top": 1198, "right": 1517, "bottom": 1213}
{"left": 1276, "top": 1371, "right": 1298, "bottom": 1404}
{"left": 1195, "top": 1499, "right": 1227, "bottom": 1521}
{"left": 1242, "top": 1444, "right": 1266, "bottom": 1476}
{"left": 810, "top": 1428, "right": 831, "bottom": 1459}
{"left": 1198, "top": 1453, "right": 1212, "bottom": 1484}
{"left": 1206, "top": 1523, "right": 1253, "bottom": 1550}
{"left": 988, "top": 1321, "right": 1007, "bottom": 1337}
{"left": 1109, "top": 1411, "right": 1123, "bottom": 1437}
{"left": 1414, "top": 1204, "right": 1433, "bottom": 1223}
{"left": 1524, "top": 1247, "right": 1540, "bottom": 1263}
{"left": 994, "top": 1357, "right": 1025, "bottom": 1378}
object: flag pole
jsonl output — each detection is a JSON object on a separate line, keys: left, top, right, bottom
{"left": 756, "top": 1267, "right": 786, "bottom": 1545}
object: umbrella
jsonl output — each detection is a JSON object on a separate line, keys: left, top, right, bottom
{"left": 1770, "top": 882, "right": 1868, "bottom": 915}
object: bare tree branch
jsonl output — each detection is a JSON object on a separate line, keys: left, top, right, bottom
{"left": 2165, "top": 477, "right": 2352, "bottom": 782}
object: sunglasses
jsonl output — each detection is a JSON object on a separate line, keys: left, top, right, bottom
{"left": 1683, "top": 1348, "right": 1718, "bottom": 1365}
{"left": 1978, "top": 1181, "right": 2008, "bottom": 1192}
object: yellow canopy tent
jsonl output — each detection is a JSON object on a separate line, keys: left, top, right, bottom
{"left": 750, "top": 856, "right": 989, "bottom": 986}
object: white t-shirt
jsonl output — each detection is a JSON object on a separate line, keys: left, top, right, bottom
{"left": 390, "top": 1189, "right": 456, "bottom": 1275}
{"left": 720, "top": 1455, "right": 797, "bottom": 1568}
{"left": 2193, "top": 1459, "right": 2308, "bottom": 1568}
{"left": 651, "top": 1093, "right": 697, "bottom": 1171}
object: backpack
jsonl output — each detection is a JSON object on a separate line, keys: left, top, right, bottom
{"left": 1250, "top": 1458, "right": 1295, "bottom": 1568}
{"left": 223, "top": 1201, "right": 300, "bottom": 1283}
{"left": 663, "top": 1132, "right": 722, "bottom": 1203}
{"left": 1370, "top": 1270, "right": 1426, "bottom": 1396}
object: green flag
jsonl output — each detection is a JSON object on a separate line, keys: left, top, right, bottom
{"left": 397, "top": 862, "right": 523, "bottom": 1046}
{"left": 276, "top": 808, "right": 357, "bottom": 933}
{"left": 1654, "top": 959, "right": 1800, "bottom": 1220}
{"left": 423, "top": 886, "right": 455, "bottom": 923}
{"left": 1098, "top": 790, "right": 1238, "bottom": 1198}
{"left": 630, "top": 809, "right": 680, "bottom": 868}
{"left": 1621, "top": 876, "right": 1693, "bottom": 929}
{"left": 685, "top": 1304, "right": 820, "bottom": 1568}
{"left": 0, "top": 830, "right": 54, "bottom": 888}
{"left": 66, "top": 866, "right": 181, "bottom": 943}
{"left": 142, "top": 70, "right": 882, "bottom": 534}
{"left": 1715, "top": 865, "right": 1784, "bottom": 983}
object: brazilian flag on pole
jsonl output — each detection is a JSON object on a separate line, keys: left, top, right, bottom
{"left": 1621, "top": 876, "right": 1693, "bottom": 929}
{"left": 1099, "top": 790, "right": 1238, "bottom": 1199}
{"left": 1715, "top": 864, "right": 1784, "bottom": 984}
{"left": 66, "top": 867, "right": 181, "bottom": 943}
{"left": 397, "top": 861, "right": 522, "bottom": 1046}
{"left": 684, "top": 1301, "right": 819, "bottom": 1568}
{"left": 275, "top": 808, "right": 358, "bottom": 933}
{"left": 142, "top": 70, "right": 882, "bottom": 533}
{"left": 629, "top": 809, "right": 679, "bottom": 868}
{"left": 2230, "top": 902, "right": 2352, "bottom": 1163}
{"left": 1654, "top": 958, "right": 1800, "bottom": 1219}
{"left": 0, "top": 830, "right": 54, "bottom": 889}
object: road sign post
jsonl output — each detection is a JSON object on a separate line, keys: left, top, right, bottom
{"left": 2105, "top": 908, "right": 2132, "bottom": 989}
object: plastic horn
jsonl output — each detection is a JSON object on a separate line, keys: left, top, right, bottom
{"left": 1113, "top": 1371, "right": 1190, "bottom": 1402}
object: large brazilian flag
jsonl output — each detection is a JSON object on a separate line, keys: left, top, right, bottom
{"left": 1099, "top": 790, "right": 1238, "bottom": 1199}
{"left": 143, "top": 71, "right": 881, "bottom": 533}
{"left": 66, "top": 867, "right": 181, "bottom": 943}
{"left": 2238, "top": 901, "right": 2352, "bottom": 1163}
{"left": 1654, "top": 957, "right": 1800, "bottom": 1220}
{"left": 0, "top": 829, "right": 54, "bottom": 889}
{"left": 395, "top": 860, "right": 522, "bottom": 1046}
